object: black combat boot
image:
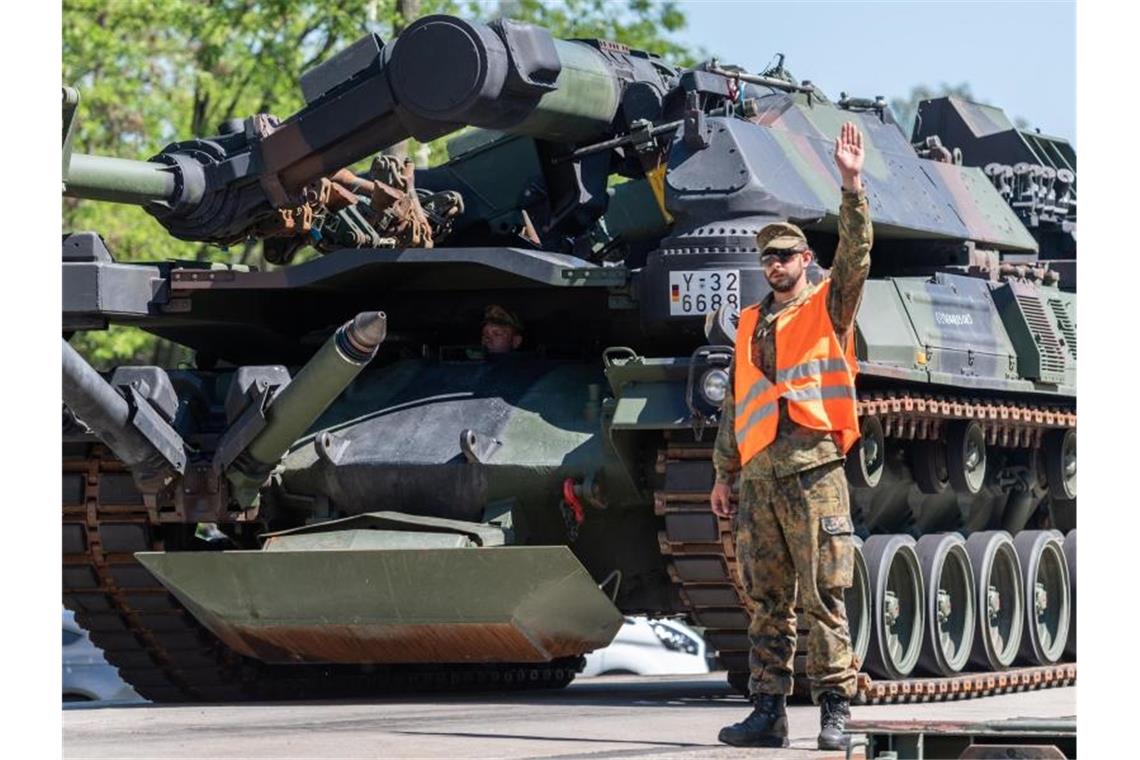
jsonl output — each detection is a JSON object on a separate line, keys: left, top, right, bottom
{"left": 717, "top": 693, "right": 789, "bottom": 747}
{"left": 817, "top": 691, "right": 851, "bottom": 750}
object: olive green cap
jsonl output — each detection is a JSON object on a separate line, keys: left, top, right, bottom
{"left": 483, "top": 304, "right": 523, "bottom": 333}
{"left": 756, "top": 221, "right": 809, "bottom": 253}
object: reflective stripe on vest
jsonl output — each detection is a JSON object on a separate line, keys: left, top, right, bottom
{"left": 733, "top": 278, "right": 861, "bottom": 464}
{"left": 782, "top": 384, "right": 858, "bottom": 403}
{"left": 776, "top": 357, "right": 851, "bottom": 384}
{"left": 732, "top": 305, "right": 781, "bottom": 464}
{"left": 734, "top": 373, "right": 774, "bottom": 418}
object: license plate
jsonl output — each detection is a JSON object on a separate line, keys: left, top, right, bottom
{"left": 668, "top": 269, "right": 740, "bottom": 316}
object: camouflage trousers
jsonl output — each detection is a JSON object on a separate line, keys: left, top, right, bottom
{"left": 733, "top": 460, "right": 857, "bottom": 702}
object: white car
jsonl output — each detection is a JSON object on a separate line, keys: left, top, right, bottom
{"left": 63, "top": 610, "right": 143, "bottom": 703}
{"left": 580, "top": 617, "right": 711, "bottom": 677}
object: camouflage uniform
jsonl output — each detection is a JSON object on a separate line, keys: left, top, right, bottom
{"left": 713, "top": 189, "right": 872, "bottom": 702}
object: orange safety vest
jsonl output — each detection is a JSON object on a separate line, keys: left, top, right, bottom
{"left": 733, "top": 278, "right": 860, "bottom": 465}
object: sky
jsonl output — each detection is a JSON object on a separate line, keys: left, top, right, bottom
{"left": 673, "top": 0, "right": 1075, "bottom": 142}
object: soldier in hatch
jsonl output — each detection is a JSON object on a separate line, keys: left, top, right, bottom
{"left": 481, "top": 304, "right": 524, "bottom": 354}
{"left": 711, "top": 121, "right": 872, "bottom": 751}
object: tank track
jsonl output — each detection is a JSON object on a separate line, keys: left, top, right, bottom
{"left": 654, "top": 390, "right": 1076, "bottom": 705}
{"left": 859, "top": 663, "right": 1076, "bottom": 704}
{"left": 62, "top": 446, "right": 582, "bottom": 703}
{"left": 856, "top": 391, "right": 1075, "bottom": 446}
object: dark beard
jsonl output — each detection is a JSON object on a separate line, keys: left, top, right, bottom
{"left": 767, "top": 273, "right": 797, "bottom": 292}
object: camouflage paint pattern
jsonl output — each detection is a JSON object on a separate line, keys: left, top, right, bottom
{"left": 734, "top": 461, "right": 857, "bottom": 701}
{"left": 712, "top": 189, "right": 872, "bottom": 483}
{"left": 743, "top": 91, "right": 1036, "bottom": 251}
{"left": 924, "top": 161, "right": 1035, "bottom": 246}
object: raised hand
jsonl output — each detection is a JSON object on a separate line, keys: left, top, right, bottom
{"left": 834, "top": 121, "right": 864, "bottom": 192}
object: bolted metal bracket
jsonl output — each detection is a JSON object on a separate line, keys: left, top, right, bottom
{"left": 212, "top": 381, "right": 274, "bottom": 474}
{"left": 936, "top": 588, "right": 953, "bottom": 625}
{"left": 1034, "top": 582, "right": 1049, "bottom": 617}
{"left": 883, "top": 590, "right": 901, "bottom": 628}
{"left": 682, "top": 91, "right": 710, "bottom": 150}
{"left": 315, "top": 430, "right": 351, "bottom": 465}
{"left": 122, "top": 384, "right": 186, "bottom": 475}
{"left": 460, "top": 428, "right": 502, "bottom": 464}
{"left": 987, "top": 585, "right": 1003, "bottom": 621}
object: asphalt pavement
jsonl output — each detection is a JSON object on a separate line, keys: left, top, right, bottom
{"left": 63, "top": 673, "right": 1076, "bottom": 759}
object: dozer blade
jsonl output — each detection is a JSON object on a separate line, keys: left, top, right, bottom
{"left": 135, "top": 546, "right": 623, "bottom": 664}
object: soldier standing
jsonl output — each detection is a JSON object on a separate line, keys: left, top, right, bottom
{"left": 712, "top": 121, "right": 872, "bottom": 751}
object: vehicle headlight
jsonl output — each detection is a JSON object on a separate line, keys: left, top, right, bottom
{"left": 699, "top": 368, "right": 729, "bottom": 407}
{"left": 650, "top": 621, "right": 699, "bottom": 655}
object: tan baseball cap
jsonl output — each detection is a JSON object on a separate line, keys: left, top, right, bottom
{"left": 756, "top": 221, "right": 809, "bottom": 253}
{"left": 483, "top": 304, "right": 523, "bottom": 333}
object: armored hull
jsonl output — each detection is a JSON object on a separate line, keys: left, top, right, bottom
{"left": 63, "top": 14, "right": 1074, "bottom": 702}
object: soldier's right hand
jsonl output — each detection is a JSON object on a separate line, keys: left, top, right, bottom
{"left": 710, "top": 482, "right": 736, "bottom": 518}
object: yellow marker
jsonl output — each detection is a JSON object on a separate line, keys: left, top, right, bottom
{"left": 645, "top": 164, "right": 674, "bottom": 223}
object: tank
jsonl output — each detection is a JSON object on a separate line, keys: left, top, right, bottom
{"left": 62, "top": 14, "right": 1076, "bottom": 703}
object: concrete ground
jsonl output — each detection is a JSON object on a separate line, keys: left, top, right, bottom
{"left": 63, "top": 673, "right": 1075, "bottom": 759}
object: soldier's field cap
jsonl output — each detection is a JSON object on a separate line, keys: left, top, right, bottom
{"left": 483, "top": 304, "right": 523, "bottom": 332}
{"left": 756, "top": 222, "right": 809, "bottom": 253}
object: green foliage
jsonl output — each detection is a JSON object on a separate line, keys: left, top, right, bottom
{"left": 63, "top": 0, "right": 460, "bottom": 263}
{"left": 68, "top": 325, "right": 194, "bottom": 373}
{"left": 476, "top": 0, "right": 696, "bottom": 65}
{"left": 63, "top": 0, "right": 457, "bottom": 364}
{"left": 63, "top": 0, "right": 692, "bottom": 366}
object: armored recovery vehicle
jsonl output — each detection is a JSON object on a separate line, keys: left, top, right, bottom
{"left": 62, "top": 14, "right": 1076, "bottom": 703}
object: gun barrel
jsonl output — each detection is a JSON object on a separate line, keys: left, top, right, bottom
{"left": 385, "top": 16, "right": 621, "bottom": 144}
{"left": 64, "top": 153, "right": 179, "bottom": 205}
{"left": 61, "top": 15, "right": 658, "bottom": 242}
{"left": 62, "top": 339, "right": 164, "bottom": 468}
{"left": 266, "top": 16, "right": 629, "bottom": 197}
{"left": 227, "top": 312, "right": 386, "bottom": 502}
{"left": 508, "top": 39, "right": 622, "bottom": 142}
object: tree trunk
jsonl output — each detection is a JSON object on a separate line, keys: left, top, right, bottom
{"left": 394, "top": 0, "right": 421, "bottom": 35}
{"left": 386, "top": 0, "right": 423, "bottom": 161}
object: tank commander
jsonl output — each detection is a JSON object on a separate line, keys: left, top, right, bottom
{"left": 481, "top": 304, "right": 524, "bottom": 354}
{"left": 711, "top": 121, "right": 872, "bottom": 751}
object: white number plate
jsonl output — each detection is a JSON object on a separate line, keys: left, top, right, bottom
{"left": 668, "top": 269, "right": 740, "bottom": 316}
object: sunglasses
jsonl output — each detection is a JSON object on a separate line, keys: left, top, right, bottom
{"left": 760, "top": 248, "right": 807, "bottom": 266}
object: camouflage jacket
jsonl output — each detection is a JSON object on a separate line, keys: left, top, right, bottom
{"left": 713, "top": 189, "right": 872, "bottom": 483}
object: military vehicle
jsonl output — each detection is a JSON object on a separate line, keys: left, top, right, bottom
{"left": 62, "top": 14, "right": 1075, "bottom": 703}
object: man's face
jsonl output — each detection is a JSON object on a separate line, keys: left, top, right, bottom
{"left": 481, "top": 323, "right": 521, "bottom": 354}
{"left": 761, "top": 248, "right": 811, "bottom": 293}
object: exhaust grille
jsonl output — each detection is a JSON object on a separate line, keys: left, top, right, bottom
{"left": 1015, "top": 292, "right": 1067, "bottom": 380}
{"left": 1047, "top": 297, "right": 1077, "bottom": 361}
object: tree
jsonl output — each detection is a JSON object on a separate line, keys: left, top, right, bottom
{"left": 482, "top": 0, "right": 696, "bottom": 65}
{"left": 64, "top": 0, "right": 459, "bottom": 367}
{"left": 63, "top": 1, "right": 693, "bottom": 367}
{"left": 386, "top": 0, "right": 423, "bottom": 162}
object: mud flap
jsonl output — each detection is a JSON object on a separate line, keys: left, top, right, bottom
{"left": 135, "top": 546, "right": 623, "bottom": 665}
